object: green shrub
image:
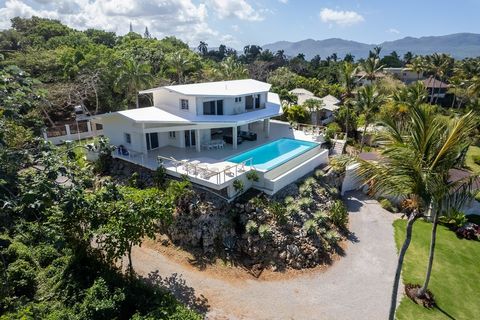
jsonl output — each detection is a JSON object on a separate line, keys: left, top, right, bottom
{"left": 79, "top": 277, "right": 125, "bottom": 320}
{"left": 153, "top": 164, "right": 167, "bottom": 188}
{"left": 314, "top": 169, "right": 324, "bottom": 179}
{"left": 313, "top": 210, "right": 329, "bottom": 225}
{"left": 258, "top": 224, "right": 272, "bottom": 239}
{"left": 303, "top": 219, "right": 317, "bottom": 235}
{"left": 233, "top": 179, "right": 244, "bottom": 193}
{"left": 34, "top": 244, "right": 59, "bottom": 268}
{"left": 245, "top": 220, "right": 258, "bottom": 234}
{"left": 439, "top": 209, "right": 468, "bottom": 228}
{"left": 475, "top": 191, "right": 480, "bottom": 202}
{"left": 246, "top": 171, "right": 259, "bottom": 182}
{"left": 379, "top": 198, "right": 397, "bottom": 212}
{"left": 299, "top": 184, "right": 312, "bottom": 197}
{"left": 324, "top": 230, "right": 341, "bottom": 245}
{"left": 284, "top": 196, "right": 295, "bottom": 205}
{"left": 269, "top": 201, "right": 288, "bottom": 225}
{"left": 298, "top": 197, "right": 314, "bottom": 210}
{"left": 286, "top": 203, "right": 300, "bottom": 215}
{"left": 7, "top": 259, "right": 37, "bottom": 298}
{"left": 473, "top": 154, "right": 480, "bottom": 166}
{"left": 329, "top": 200, "right": 348, "bottom": 228}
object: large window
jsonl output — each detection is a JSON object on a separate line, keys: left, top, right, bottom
{"left": 245, "top": 95, "right": 254, "bottom": 110}
{"left": 180, "top": 99, "right": 189, "bottom": 110}
{"left": 169, "top": 131, "right": 176, "bottom": 139}
{"left": 146, "top": 132, "right": 159, "bottom": 150}
{"left": 203, "top": 100, "right": 223, "bottom": 115}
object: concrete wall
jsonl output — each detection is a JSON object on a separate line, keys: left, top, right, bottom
{"left": 341, "top": 163, "right": 361, "bottom": 195}
{"left": 102, "top": 115, "right": 144, "bottom": 153}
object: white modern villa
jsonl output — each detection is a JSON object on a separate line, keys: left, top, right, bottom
{"left": 100, "top": 79, "right": 329, "bottom": 199}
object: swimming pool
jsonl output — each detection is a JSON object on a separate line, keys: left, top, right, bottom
{"left": 227, "top": 138, "right": 319, "bottom": 171}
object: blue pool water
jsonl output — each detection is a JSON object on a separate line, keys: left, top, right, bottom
{"left": 227, "top": 138, "right": 318, "bottom": 171}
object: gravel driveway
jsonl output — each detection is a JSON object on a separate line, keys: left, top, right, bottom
{"left": 132, "top": 192, "right": 401, "bottom": 320}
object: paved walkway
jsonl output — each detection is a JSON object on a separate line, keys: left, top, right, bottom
{"left": 132, "top": 192, "right": 401, "bottom": 320}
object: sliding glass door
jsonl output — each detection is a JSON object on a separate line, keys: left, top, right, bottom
{"left": 146, "top": 132, "right": 159, "bottom": 150}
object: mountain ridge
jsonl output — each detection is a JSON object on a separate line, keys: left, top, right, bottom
{"left": 262, "top": 33, "right": 480, "bottom": 59}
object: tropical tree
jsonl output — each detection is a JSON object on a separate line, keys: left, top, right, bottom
{"left": 354, "top": 85, "right": 386, "bottom": 151}
{"left": 197, "top": 41, "right": 208, "bottom": 56}
{"left": 339, "top": 62, "right": 358, "bottom": 136}
{"left": 356, "top": 105, "right": 478, "bottom": 319}
{"left": 166, "top": 49, "right": 196, "bottom": 84}
{"left": 425, "top": 53, "right": 453, "bottom": 103}
{"left": 214, "top": 56, "right": 248, "bottom": 80}
{"left": 407, "top": 56, "right": 426, "bottom": 80}
{"left": 359, "top": 56, "right": 384, "bottom": 82}
{"left": 114, "top": 59, "right": 154, "bottom": 108}
{"left": 303, "top": 98, "right": 324, "bottom": 125}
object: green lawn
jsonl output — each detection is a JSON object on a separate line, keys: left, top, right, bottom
{"left": 465, "top": 146, "right": 480, "bottom": 173}
{"left": 394, "top": 219, "right": 480, "bottom": 320}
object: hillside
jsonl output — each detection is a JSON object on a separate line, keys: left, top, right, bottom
{"left": 262, "top": 33, "right": 480, "bottom": 59}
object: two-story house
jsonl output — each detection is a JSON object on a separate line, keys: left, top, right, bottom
{"left": 100, "top": 79, "right": 282, "bottom": 157}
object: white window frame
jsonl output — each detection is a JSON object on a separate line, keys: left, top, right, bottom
{"left": 169, "top": 131, "right": 176, "bottom": 139}
{"left": 124, "top": 132, "right": 131, "bottom": 144}
{"left": 180, "top": 99, "right": 189, "bottom": 110}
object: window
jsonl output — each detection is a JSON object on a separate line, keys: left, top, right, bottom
{"left": 235, "top": 97, "right": 242, "bottom": 102}
{"left": 180, "top": 99, "right": 189, "bottom": 110}
{"left": 124, "top": 133, "right": 131, "bottom": 144}
{"left": 169, "top": 131, "right": 176, "bottom": 139}
{"left": 203, "top": 101, "right": 216, "bottom": 115}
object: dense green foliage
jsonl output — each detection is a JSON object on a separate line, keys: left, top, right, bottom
{"left": 394, "top": 220, "right": 480, "bottom": 320}
{"left": 0, "top": 57, "right": 199, "bottom": 318}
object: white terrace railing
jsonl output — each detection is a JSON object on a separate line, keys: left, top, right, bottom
{"left": 157, "top": 155, "right": 254, "bottom": 185}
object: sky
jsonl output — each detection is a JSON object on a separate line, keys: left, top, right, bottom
{"left": 1, "top": 0, "right": 479, "bottom": 49}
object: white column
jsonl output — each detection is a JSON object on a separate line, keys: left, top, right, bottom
{"left": 42, "top": 128, "right": 48, "bottom": 140}
{"left": 65, "top": 124, "right": 71, "bottom": 139}
{"left": 141, "top": 123, "right": 148, "bottom": 156}
{"left": 263, "top": 119, "right": 270, "bottom": 138}
{"left": 87, "top": 120, "right": 92, "bottom": 133}
{"left": 232, "top": 126, "right": 238, "bottom": 149}
{"left": 195, "top": 129, "right": 201, "bottom": 152}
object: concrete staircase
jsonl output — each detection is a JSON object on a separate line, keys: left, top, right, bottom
{"left": 331, "top": 139, "right": 346, "bottom": 155}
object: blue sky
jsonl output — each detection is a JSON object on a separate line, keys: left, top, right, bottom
{"left": 0, "top": 0, "right": 479, "bottom": 48}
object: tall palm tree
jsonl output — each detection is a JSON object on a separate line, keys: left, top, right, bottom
{"left": 407, "top": 56, "right": 426, "bottom": 80}
{"left": 360, "top": 56, "right": 384, "bottom": 83}
{"left": 356, "top": 105, "right": 478, "bottom": 319}
{"left": 339, "top": 62, "right": 358, "bottom": 136}
{"left": 167, "top": 49, "right": 194, "bottom": 84}
{"left": 197, "top": 41, "right": 208, "bottom": 56}
{"left": 392, "top": 81, "right": 428, "bottom": 109}
{"left": 303, "top": 98, "right": 324, "bottom": 125}
{"left": 425, "top": 53, "right": 451, "bottom": 103}
{"left": 354, "top": 85, "right": 385, "bottom": 152}
{"left": 214, "top": 56, "right": 248, "bottom": 80}
{"left": 115, "top": 60, "right": 154, "bottom": 109}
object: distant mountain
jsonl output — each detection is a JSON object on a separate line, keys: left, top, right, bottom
{"left": 262, "top": 33, "right": 480, "bottom": 60}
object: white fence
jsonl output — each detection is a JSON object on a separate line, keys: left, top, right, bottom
{"left": 43, "top": 120, "right": 103, "bottom": 145}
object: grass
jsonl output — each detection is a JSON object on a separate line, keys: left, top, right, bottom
{"left": 465, "top": 145, "right": 480, "bottom": 173}
{"left": 394, "top": 219, "right": 480, "bottom": 320}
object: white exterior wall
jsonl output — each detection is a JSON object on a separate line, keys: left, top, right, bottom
{"left": 102, "top": 115, "right": 144, "bottom": 153}
{"left": 153, "top": 89, "right": 197, "bottom": 115}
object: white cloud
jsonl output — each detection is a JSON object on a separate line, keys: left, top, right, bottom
{"left": 278, "top": 0, "right": 288, "bottom": 3}
{"left": 0, "top": 0, "right": 232, "bottom": 45}
{"left": 387, "top": 28, "right": 400, "bottom": 34}
{"left": 319, "top": 8, "right": 364, "bottom": 26}
{"left": 208, "top": 0, "right": 263, "bottom": 21}
{"left": 231, "top": 24, "right": 240, "bottom": 32}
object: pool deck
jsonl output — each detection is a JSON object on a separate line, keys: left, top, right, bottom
{"left": 113, "top": 121, "right": 327, "bottom": 190}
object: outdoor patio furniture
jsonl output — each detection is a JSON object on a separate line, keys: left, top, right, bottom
{"left": 117, "top": 145, "right": 129, "bottom": 156}
{"left": 224, "top": 165, "right": 234, "bottom": 176}
{"left": 223, "top": 135, "right": 243, "bottom": 145}
{"left": 238, "top": 130, "right": 257, "bottom": 141}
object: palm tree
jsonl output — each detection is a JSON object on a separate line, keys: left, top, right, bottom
{"left": 354, "top": 85, "right": 385, "bottom": 152}
{"left": 214, "top": 56, "right": 248, "bottom": 80}
{"left": 407, "top": 56, "right": 426, "bottom": 80}
{"left": 356, "top": 105, "right": 478, "bottom": 319}
{"left": 197, "top": 41, "right": 208, "bottom": 56}
{"left": 167, "top": 49, "right": 194, "bottom": 84}
{"left": 360, "top": 56, "right": 384, "bottom": 83}
{"left": 115, "top": 60, "right": 154, "bottom": 109}
{"left": 425, "top": 53, "right": 451, "bottom": 103}
{"left": 392, "top": 81, "right": 428, "bottom": 109}
{"left": 303, "top": 98, "right": 324, "bottom": 125}
{"left": 339, "top": 62, "right": 358, "bottom": 136}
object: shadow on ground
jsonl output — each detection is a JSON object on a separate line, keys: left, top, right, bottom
{"left": 146, "top": 270, "right": 210, "bottom": 314}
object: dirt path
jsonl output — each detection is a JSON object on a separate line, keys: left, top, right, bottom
{"left": 132, "top": 192, "right": 402, "bottom": 320}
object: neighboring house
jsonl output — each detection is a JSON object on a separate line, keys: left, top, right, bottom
{"left": 423, "top": 76, "right": 449, "bottom": 100}
{"left": 99, "top": 79, "right": 331, "bottom": 199}
{"left": 289, "top": 88, "right": 340, "bottom": 125}
{"left": 383, "top": 67, "right": 424, "bottom": 84}
{"left": 354, "top": 71, "right": 386, "bottom": 86}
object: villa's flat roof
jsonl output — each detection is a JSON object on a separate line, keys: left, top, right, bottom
{"left": 107, "top": 92, "right": 282, "bottom": 125}
{"left": 139, "top": 79, "right": 271, "bottom": 97}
